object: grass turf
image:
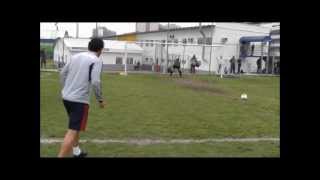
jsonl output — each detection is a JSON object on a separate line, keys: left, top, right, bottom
{"left": 40, "top": 72, "right": 279, "bottom": 157}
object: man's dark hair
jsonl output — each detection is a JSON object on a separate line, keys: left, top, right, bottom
{"left": 88, "top": 38, "right": 104, "bottom": 52}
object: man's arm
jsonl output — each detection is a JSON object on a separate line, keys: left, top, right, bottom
{"left": 60, "top": 61, "right": 70, "bottom": 88}
{"left": 91, "top": 60, "right": 104, "bottom": 103}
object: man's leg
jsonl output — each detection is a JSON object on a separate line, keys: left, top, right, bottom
{"left": 72, "top": 132, "right": 85, "bottom": 156}
{"left": 58, "top": 129, "right": 79, "bottom": 157}
{"left": 73, "top": 132, "right": 80, "bottom": 147}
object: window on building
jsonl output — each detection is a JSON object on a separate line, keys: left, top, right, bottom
{"left": 198, "top": 37, "right": 204, "bottom": 44}
{"left": 126, "top": 57, "right": 133, "bottom": 64}
{"left": 188, "top": 38, "right": 194, "bottom": 44}
{"left": 145, "top": 40, "right": 149, "bottom": 47}
{"left": 150, "top": 40, "right": 153, "bottom": 47}
{"left": 174, "top": 39, "right": 178, "bottom": 46}
{"left": 271, "top": 29, "right": 280, "bottom": 35}
{"left": 221, "top": 37, "right": 228, "bottom": 43}
{"left": 116, "top": 57, "right": 123, "bottom": 64}
{"left": 182, "top": 38, "right": 187, "bottom": 44}
{"left": 161, "top": 40, "right": 166, "bottom": 47}
{"left": 272, "top": 39, "right": 280, "bottom": 44}
{"left": 206, "top": 37, "right": 212, "bottom": 45}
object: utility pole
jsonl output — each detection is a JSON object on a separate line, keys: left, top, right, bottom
{"left": 54, "top": 23, "right": 59, "bottom": 38}
{"left": 164, "top": 22, "right": 169, "bottom": 74}
{"left": 124, "top": 42, "right": 128, "bottom": 75}
{"left": 208, "top": 22, "right": 215, "bottom": 75}
{"left": 76, "top": 23, "right": 79, "bottom": 38}
{"left": 96, "top": 22, "right": 98, "bottom": 37}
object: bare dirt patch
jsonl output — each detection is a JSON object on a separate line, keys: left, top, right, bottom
{"left": 174, "top": 78, "right": 226, "bottom": 95}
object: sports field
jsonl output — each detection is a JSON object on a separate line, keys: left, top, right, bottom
{"left": 40, "top": 71, "right": 280, "bottom": 157}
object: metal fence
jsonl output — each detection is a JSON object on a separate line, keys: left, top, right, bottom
{"left": 132, "top": 41, "right": 279, "bottom": 75}
{"left": 45, "top": 41, "right": 279, "bottom": 75}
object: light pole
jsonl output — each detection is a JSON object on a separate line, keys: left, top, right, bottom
{"left": 163, "top": 22, "right": 169, "bottom": 74}
{"left": 54, "top": 23, "right": 59, "bottom": 39}
{"left": 208, "top": 22, "right": 215, "bottom": 75}
{"left": 124, "top": 42, "right": 128, "bottom": 75}
{"left": 96, "top": 22, "right": 98, "bottom": 37}
{"left": 76, "top": 23, "right": 79, "bottom": 38}
{"left": 182, "top": 44, "right": 186, "bottom": 71}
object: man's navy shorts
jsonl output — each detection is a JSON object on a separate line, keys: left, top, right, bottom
{"left": 63, "top": 100, "right": 89, "bottom": 131}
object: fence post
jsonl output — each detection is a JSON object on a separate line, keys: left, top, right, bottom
{"left": 124, "top": 42, "right": 128, "bottom": 75}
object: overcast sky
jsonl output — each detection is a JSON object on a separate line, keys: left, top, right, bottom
{"left": 40, "top": 22, "right": 214, "bottom": 39}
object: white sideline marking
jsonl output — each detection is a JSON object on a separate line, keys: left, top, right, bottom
{"left": 40, "top": 69, "right": 58, "bottom": 72}
{"left": 40, "top": 138, "right": 279, "bottom": 145}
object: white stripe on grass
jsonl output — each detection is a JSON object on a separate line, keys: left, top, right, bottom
{"left": 41, "top": 138, "right": 279, "bottom": 145}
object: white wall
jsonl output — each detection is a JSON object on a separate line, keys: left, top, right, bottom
{"left": 53, "top": 39, "right": 62, "bottom": 62}
{"left": 136, "top": 23, "right": 146, "bottom": 32}
{"left": 137, "top": 24, "right": 268, "bottom": 71}
{"left": 137, "top": 28, "right": 211, "bottom": 70}
{"left": 54, "top": 38, "right": 69, "bottom": 63}
{"left": 54, "top": 38, "right": 143, "bottom": 66}
{"left": 136, "top": 24, "right": 269, "bottom": 72}
{"left": 211, "top": 26, "right": 269, "bottom": 73}
{"left": 149, "top": 23, "right": 160, "bottom": 31}
{"left": 100, "top": 52, "right": 142, "bottom": 64}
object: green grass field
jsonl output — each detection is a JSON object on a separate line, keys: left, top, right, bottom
{"left": 40, "top": 72, "right": 280, "bottom": 157}
{"left": 40, "top": 59, "right": 56, "bottom": 69}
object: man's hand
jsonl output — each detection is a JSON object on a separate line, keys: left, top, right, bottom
{"left": 99, "top": 101, "right": 105, "bottom": 108}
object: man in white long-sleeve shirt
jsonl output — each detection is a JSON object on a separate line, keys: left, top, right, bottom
{"left": 58, "top": 38, "right": 105, "bottom": 158}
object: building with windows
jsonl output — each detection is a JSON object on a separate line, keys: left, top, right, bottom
{"left": 269, "top": 25, "right": 280, "bottom": 58}
{"left": 136, "top": 23, "right": 181, "bottom": 32}
{"left": 269, "top": 24, "right": 280, "bottom": 74}
{"left": 92, "top": 27, "right": 116, "bottom": 38}
{"left": 53, "top": 38, "right": 144, "bottom": 71}
{"left": 104, "top": 23, "right": 271, "bottom": 73}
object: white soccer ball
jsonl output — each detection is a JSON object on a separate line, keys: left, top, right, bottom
{"left": 241, "top": 93, "right": 248, "bottom": 100}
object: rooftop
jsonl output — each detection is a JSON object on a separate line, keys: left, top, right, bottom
{"left": 103, "top": 23, "right": 271, "bottom": 39}
{"left": 59, "top": 38, "right": 144, "bottom": 53}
